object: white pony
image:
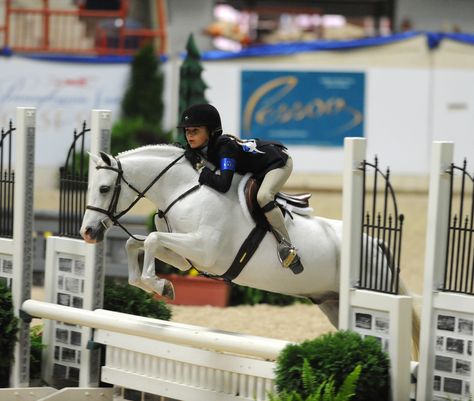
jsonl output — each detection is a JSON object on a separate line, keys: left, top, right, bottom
{"left": 80, "top": 144, "right": 392, "bottom": 328}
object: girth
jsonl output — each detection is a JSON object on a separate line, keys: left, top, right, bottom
{"left": 220, "top": 225, "right": 268, "bottom": 282}
{"left": 219, "top": 177, "right": 311, "bottom": 282}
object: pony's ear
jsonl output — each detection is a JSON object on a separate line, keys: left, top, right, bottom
{"left": 88, "top": 152, "right": 100, "bottom": 165}
{"left": 99, "top": 151, "right": 112, "bottom": 166}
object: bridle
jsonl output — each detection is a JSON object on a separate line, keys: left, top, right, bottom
{"left": 86, "top": 153, "right": 199, "bottom": 240}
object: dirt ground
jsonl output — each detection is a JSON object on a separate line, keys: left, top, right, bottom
{"left": 32, "top": 178, "right": 429, "bottom": 343}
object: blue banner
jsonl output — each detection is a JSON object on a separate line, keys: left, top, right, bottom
{"left": 204, "top": 32, "right": 420, "bottom": 61}
{"left": 241, "top": 70, "right": 365, "bottom": 146}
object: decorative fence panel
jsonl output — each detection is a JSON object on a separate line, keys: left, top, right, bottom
{"left": 0, "top": 120, "right": 15, "bottom": 291}
{"left": 418, "top": 142, "right": 474, "bottom": 401}
{"left": 43, "top": 110, "right": 110, "bottom": 388}
{"left": 442, "top": 160, "right": 474, "bottom": 295}
{"left": 0, "top": 121, "right": 15, "bottom": 239}
{"left": 340, "top": 137, "right": 412, "bottom": 401}
{"left": 0, "top": 108, "right": 36, "bottom": 387}
{"left": 59, "top": 122, "right": 90, "bottom": 238}
{"left": 359, "top": 157, "right": 404, "bottom": 294}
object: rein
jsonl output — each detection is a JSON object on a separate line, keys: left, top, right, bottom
{"left": 86, "top": 153, "right": 198, "bottom": 241}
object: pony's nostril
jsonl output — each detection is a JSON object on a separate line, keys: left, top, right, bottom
{"left": 85, "top": 227, "right": 92, "bottom": 235}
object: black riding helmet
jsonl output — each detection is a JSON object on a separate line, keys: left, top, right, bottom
{"left": 177, "top": 103, "right": 223, "bottom": 137}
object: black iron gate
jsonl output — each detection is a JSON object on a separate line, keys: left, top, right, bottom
{"left": 442, "top": 159, "right": 474, "bottom": 295}
{"left": 0, "top": 121, "right": 15, "bottom": 238}
{"left": 358, "top": 156, "right": 404, "bottom": 294}
{"left": 59, "top": 122, "right": 90, "bottom": 238}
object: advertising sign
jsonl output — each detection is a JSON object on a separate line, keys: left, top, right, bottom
{"left": 241, "top": 70, "right": 365, "bottom": 146}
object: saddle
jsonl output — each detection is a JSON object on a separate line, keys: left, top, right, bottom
{"left": 244, "top": 177, "right": 313, "bottom": 224}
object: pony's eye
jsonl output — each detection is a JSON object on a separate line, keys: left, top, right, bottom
{"left": 99, "top": 185, "right": 110, "bottom": 194}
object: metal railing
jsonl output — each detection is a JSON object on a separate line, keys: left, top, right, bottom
{"left": 358, "top": 156, "right": 404, "bottom": 294}
{"left": 58, "top": 121, "right": 89, "bottom": 238}
{"left": 443, "top": 160, "right": 474, "bottom": 294}
{"left": 0, "top": 0, "right": 167, "bottom": 55}
{"left": 0, "top": 120, "right": 15, "bottom": 238}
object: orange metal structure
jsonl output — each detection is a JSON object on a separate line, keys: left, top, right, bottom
{"left": 0, "top": 0, "right": 167, "bottom": 55}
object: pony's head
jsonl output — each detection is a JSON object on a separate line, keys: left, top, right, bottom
{"left": 80, "top": 152, "right": 136, "bottom": 243}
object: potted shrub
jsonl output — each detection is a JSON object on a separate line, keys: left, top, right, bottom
{"left": 269, "top": 360, "right": 361, "bottom": 401}
{"left": 275, "top": 331, "right": 390, "bottom": 401}
{"left": 158, "top": 269, "right": 231, "bottom": 307}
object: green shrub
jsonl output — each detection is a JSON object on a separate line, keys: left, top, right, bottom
{"left": 122, "top": 43, "right": 164, "bottom": 126}
{"left": 111, "top": 43, "right": 170, "bottom": 155}
{"left": 269, "top": 360, "right": 361, "bottom": 401}
{"left": 103, "top": 278, "right": 172, "bottom": 320}
{"left": 111, "top": 117, "right": 171, "bottom": 156}
{"left": 0, "top": 281, "right": 18, "bottom": 387}
{"left": 177, "top": 33, "right": 209, "bottom": 145}
{"left": 275, "top": 331, "right": 390, "bottom": 401}
{"left": 30, "top": 325, "right": 45, "bottom": 384}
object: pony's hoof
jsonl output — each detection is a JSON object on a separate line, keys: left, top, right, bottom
{"left": 162, "top": 280, "right": 175, "bottom": 300}
{"left": 129, "top": 280, "right": 153, "bottom": 293}
{"left": 140, "top": 277, "right": 167, "bottom": 295}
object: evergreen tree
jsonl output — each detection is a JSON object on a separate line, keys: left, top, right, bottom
{"left": 177, "top": 33, "right": 209, "bottom": 144}
{"left": 111, "top": 43, "right": 170, "bottom": 155}
{"left": 121, "top": 43, "right": 164, "bottom": 125}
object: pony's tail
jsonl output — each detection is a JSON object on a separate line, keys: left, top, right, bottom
{"left": 398, "top": 280, "right": 421, "bottom": 361}
{"left": 378, "top": 241, "right": 420, "bottom": 361}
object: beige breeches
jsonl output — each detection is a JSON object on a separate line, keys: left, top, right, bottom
{"left": 256, "top": 157, "right": 293, "bottom": 242}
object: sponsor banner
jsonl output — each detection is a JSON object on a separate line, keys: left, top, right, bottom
{"left": 241, "top": 70, "right": 365, "bottom": 146}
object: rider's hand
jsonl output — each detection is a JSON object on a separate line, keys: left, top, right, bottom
{"left": 198, "top": 167, "right": 213, "bottom": 184}
{"left": 184, "top": 147, "right": 202, "bottom": 170}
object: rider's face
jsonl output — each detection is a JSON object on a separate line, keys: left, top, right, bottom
{"left": 185, "top": 126, "right": 209, "bottom": 149}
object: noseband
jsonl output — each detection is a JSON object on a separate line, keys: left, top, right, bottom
{"left": 86, "top": 153, "right": 186, "bottom": 239}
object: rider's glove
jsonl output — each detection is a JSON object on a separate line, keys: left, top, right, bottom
{"left": 198, "top": 167, "right": 213, "bottom": 185}
{"left": 184, "top": 147, "right": 203, "bottom": 170}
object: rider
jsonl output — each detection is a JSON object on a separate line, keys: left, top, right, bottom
{"left": 177, "top": 103, "right": 304, "bottom": 274}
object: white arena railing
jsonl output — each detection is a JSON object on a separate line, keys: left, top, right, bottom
{"left": 22, "top": 299, "right": 291, "bottom": 401}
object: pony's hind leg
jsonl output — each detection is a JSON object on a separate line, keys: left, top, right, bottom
{"left": 318, "top": 300, "right": 339, "bottom": 328}
{"left": 310, "top": 292, "right": 340, "bottom": 328}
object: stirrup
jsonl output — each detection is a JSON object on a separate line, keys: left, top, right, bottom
{"left": 277, "top": 241, "right": 297, "bottom": 268}
{"left": 277, "top": 240, "right": 304, "bottom": 274}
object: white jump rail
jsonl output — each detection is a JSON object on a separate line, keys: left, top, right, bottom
{"left": 22, "top": 299, "right": 291, "bottom": 401}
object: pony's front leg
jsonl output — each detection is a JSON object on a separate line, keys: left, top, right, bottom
{"left": 125, "top": 236, "right": 153, "bottom": 293}
{"left": 151, "top": 231, "right": 217, "bottom": 267}
{"left": 141, "top": 232, "right": 193, "bottom": 299}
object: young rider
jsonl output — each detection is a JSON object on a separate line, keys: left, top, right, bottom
{"left": 177, "top": 103, "right": 304, "bottom": 274}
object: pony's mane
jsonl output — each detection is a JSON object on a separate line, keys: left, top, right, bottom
{"left": 117, "top": 144, "right": 184, "bottom": 159}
